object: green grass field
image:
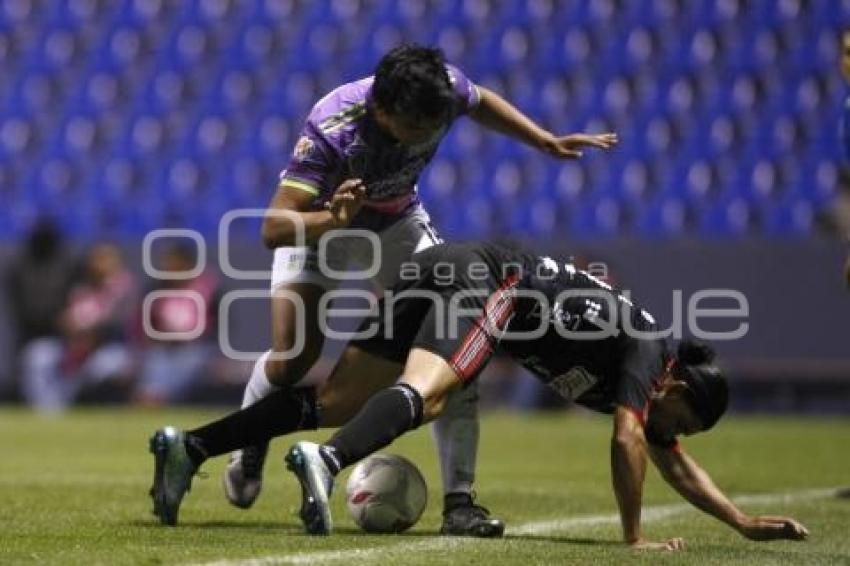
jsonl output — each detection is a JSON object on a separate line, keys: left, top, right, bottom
{"left": 0, "top": 408, "right": 848, "bottom": 565}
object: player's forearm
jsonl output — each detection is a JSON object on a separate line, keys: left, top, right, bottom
{"left": 471, "top": 87, "right": 553, "bottom": 150}
{"left": 261, "top": 209, "right": 338, "bottom": 248}
{"left": 653, "top": 449, "right": 747, "bottom": 531}
{"left": 610, "top": 436, "right": 647, "bottom": 544}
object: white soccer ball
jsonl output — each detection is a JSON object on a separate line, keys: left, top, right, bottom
{"left": 345, "top": 453, "right": 428, "bottom": 533}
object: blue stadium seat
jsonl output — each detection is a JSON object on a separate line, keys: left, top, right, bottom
{"left": 0, "top": 0, "right": 842, "bottom": 241}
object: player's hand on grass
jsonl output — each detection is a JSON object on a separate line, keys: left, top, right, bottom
{"left": 630, "top": 537, "right": 686, "bottom": 551}
{"left": 541, "top": 132, "right": 619, "bottom": 159}
{"left": 738, "top": 515, "right": 809, "bottom": 541}
{"left": 326, "top": 178, "right": 367, "bottom": 227}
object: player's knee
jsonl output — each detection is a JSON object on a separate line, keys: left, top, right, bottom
{"left": 316, "top": 382, "right": 358, "bottom": 426}
{"left": 264, "top": 346, "right": 321, "bottom": 387}
{"left": 422, "top": 391, "right": 449, "bottom": 422}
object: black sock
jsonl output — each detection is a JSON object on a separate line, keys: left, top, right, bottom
{"left": 184, "top": 387, "right": 319, "bottom": 468}
{"left": 444, "top": 492, "right": 473, "bottom": 513}
{"left": 321, "top": 383, "right": 423, "bottom": 475}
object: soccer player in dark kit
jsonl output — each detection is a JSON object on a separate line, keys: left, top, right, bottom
{"left": 150, "top": 44, "right": 617, "bottom": 535}
{"left": 282, "top": 241, "right": 809, "bottom": 545}
{"left": 151, "top": 241, "right": 808, "bottom": 547}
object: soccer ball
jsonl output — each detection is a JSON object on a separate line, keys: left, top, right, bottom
{"left": 345, "top": 453, "right": 428, "bottom": 533}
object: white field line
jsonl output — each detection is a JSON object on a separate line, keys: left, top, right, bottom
{"left": 183, "top": 487, "right": 838, "bottom": 566}
{"left": 511, "top": 487, "right": 836, "bottom": 536}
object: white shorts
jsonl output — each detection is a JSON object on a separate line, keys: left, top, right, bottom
{"left": 270, "top": 206, "right": 442, "bottom": 291}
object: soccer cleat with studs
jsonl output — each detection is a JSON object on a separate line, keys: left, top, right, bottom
{"left": 284, "top": 441, "right": 335, "bottom": 535}
{"left": 149, "top": 427, "right": 198, "bottom": 526}
{"left": 440, "top": 492, "right": 505, "bottom": 538}
{"left": 222, "top": 444, "right": 267, "bottom": 509}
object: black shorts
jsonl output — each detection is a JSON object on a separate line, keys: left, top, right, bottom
{"left": 351, "top": 244, "right": 521, "bottom": 383}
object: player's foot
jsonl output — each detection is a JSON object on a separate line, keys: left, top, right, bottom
{"left": 149, "top": 427, "right": 197, "bottom": 526}
{"left": 440, "top": 492, "right": 505, "bottom": 538}
{"left": 222, "top": 444, "right": 267, "bottom": 509}
{"left": 284, "top": 441, "right": 334, "bottom": 535}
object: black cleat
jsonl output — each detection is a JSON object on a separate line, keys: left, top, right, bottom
{"left": 148, "top": 427, "right": 197, "bottom": 526}
{"left": 440, "top": 492, "right": 505, "bottom": 538}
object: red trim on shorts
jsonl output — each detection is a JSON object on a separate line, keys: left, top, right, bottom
{"left": 449, "top": 273, "right": 520, "bottom": 382}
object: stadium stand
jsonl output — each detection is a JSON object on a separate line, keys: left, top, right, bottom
{"left": 0, "top": 0, "right": 846, "bottom": 241}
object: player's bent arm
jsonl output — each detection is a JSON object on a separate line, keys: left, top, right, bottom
{"left": 261, "top": 179, "right": 364, "bottom": 248}
{"left": 261, "top": 184, "right": 334, "bottom": 248}
{"left": 648, "top": 445, "right": 810, "bottom": 541}
{"left": 648, "top": 442, "right": 747, "bottom": 529}
{"left": 610, "top": 406, "right": 650, "bottom": 545}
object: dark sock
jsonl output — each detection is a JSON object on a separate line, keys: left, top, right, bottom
{"left": 320, "top": 383, "right": 423, "bottom": 475}
{"left": 444, "top": 492, "right": 473, "bottom": 513}
{"left": 184, "top": 387, "right": 319, "bottom": 468}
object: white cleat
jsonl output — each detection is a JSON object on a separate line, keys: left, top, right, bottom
{"left": 284, "top": 441, "right": 335, "bottom": 535}
{"left": 222, "top": 445, "right": 266, "bottom": 509}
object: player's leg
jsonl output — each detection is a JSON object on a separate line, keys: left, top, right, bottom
{"left": 373, "top": 208, "right": 499, "bottom": 535}
{"left": 223, "top": 279, "right": 327, "bottom": 508}
{"left": 321, "top": 347, "right": 461, "bottom": 471}
{"left": 148, "top": 343, "right": 401, "bottom": 525}
{"left": 152, "top": 246, "right": 331, "bottom": 521}
{"left": 286, "top": 256, "right": 515, "bottom": 535}
{"left": 317, "top": 345, "right": 404, "bottom": 426}
{"left": 176, "top": 345, "right": 401, "bottom": 467}
{"left": 286, "top": 347, "right": 460, "bottom": 535}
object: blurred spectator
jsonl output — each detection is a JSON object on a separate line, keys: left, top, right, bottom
{"left": 5, "top": 219, "right": 78, "bottom": 349}
{"left": 134, "top": 244, "right": 220, "bottom": 407}
{"left": 845, "top": 252, "right": 850, "bottom": 288}
{"left": 20, "top": 243, "right": 136, "bottom": 412}
{"left": 842, "top": 30, "right": 850, "bottom": 87}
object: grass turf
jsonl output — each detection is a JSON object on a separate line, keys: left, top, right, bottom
{"left": 0, "top": 408, "right": 848, "bottom": 565}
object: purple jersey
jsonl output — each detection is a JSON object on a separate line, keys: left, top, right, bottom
{"left": 278, "top": 64, "right": 480, "bottom": 222}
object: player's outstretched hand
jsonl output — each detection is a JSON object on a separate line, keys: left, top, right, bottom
{"left": 542, "top": 132, "right": 619, "bottom": 159}
{"left": 738, "top": 515, "right": 809, "bottom": 541}
{"left": 630, "top": 537, "right": 686, "bottom": 551}
{"left": 327, "top": 178, "right": 367, "bottom": 227}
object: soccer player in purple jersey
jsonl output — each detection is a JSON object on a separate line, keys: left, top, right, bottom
{"left": 149, "top": 45, "right": 616, "bottom": 534}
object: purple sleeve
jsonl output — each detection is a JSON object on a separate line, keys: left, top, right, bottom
{"left": 445, "top": 64, "right": 481, "bottom": 115}
{"left": 277, "top": 123, "right": 338, "bottom": 198}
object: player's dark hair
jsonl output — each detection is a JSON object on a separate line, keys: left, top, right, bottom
{"left": 372, "top": 44, "right": 455, "bottom": 123}
{"left": 673, "top": 340, "right": 728, "bottom": 431}
{"left": 676, "top": 340, "right": 716, "bottom": 366}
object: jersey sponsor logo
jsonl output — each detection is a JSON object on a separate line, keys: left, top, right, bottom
{"left": 540, "top": 256, "right": 559, "bottom": 274}
{"left": 548, "top": 366, "right": 599, "bottom": 401}
{"left": 293, "top": 136, "right": 315, "bottom": 161}
{"left": 528, "top": 299, "right": 583, "bottom": 331}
